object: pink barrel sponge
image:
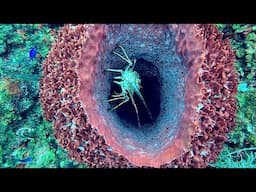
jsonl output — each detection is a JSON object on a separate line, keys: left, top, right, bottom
{"left": 40, "top": 24, "right": 238, "bottom": 168}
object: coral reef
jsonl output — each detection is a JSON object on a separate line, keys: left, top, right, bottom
{"left": 1, "top": 23, "right": 255, "bottom": 168}
{"left": 40, "top": 24, "right": 238, "bottom": 167}
{"left": 210, "top": 24, "right": 256, "bottom": 168}
{"left": 0, "top": 24, "right": 82, "bottom": 168}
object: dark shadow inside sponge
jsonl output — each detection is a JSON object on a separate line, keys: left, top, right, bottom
{"left": 108, "top": 58, "right": 161, "bottom": 129}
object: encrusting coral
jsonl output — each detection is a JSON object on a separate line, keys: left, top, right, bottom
{"left": 40, "top": 24, "right": 238, "bottom": 168}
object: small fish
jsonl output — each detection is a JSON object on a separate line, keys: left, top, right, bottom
{"left": 17, "top": 156, "right": 33, "bottom": 164}
{"left": 29, "top": 48, "right": 37, "bottom": 59}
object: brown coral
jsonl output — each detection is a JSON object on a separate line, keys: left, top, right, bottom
{"left": 40, "top": 24, "right": 237, "bottom": 168}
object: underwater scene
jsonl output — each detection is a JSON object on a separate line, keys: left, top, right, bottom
{"left": 0, "top": 24, "right": 255, "bottom": 168}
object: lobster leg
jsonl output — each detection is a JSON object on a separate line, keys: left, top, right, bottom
{"left": 105, "top": 68, "right": 122, "bottom": 73}
{"left": 113, "top": 45, "right": 134, "bottom": 67}
{"left": 128, "top": 91, "right": 141, "bottom": 127}
{"left": 111, "top": 96, "right": 129, "bottom": 111}
{"left": 111, "top": 93, "right": 124, "bottom": 97}
{"left": 135, "top": 89, "right": 153, "bottom": 122}
{"left": 108, "top": 96, "right": 126, "bottom": 102}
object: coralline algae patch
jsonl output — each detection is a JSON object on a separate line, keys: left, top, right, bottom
{"left": 40, "top": 24, "right": 238, "bottom": 168}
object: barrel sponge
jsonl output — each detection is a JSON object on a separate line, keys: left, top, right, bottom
{"left": 40, "top": 24, "right": 237, "bottom": 168}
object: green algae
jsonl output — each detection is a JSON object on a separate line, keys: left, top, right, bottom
{"left": 0, "top": 24, "right": 82, "bottom": 168}
{"left": 210, "top": 24, "right": 256, "bottom": 168}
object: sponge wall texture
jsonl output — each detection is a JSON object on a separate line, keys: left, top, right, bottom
{"left": 40, "top": 24, "right": 237, "bottom": 168}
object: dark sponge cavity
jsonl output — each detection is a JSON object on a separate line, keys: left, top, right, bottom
{"left": 94, "top": 24, "right": 188, "bottom": 152}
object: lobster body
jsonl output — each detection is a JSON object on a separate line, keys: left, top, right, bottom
{"left": 106, "top": 45, "right": 153, "bottom": 127}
